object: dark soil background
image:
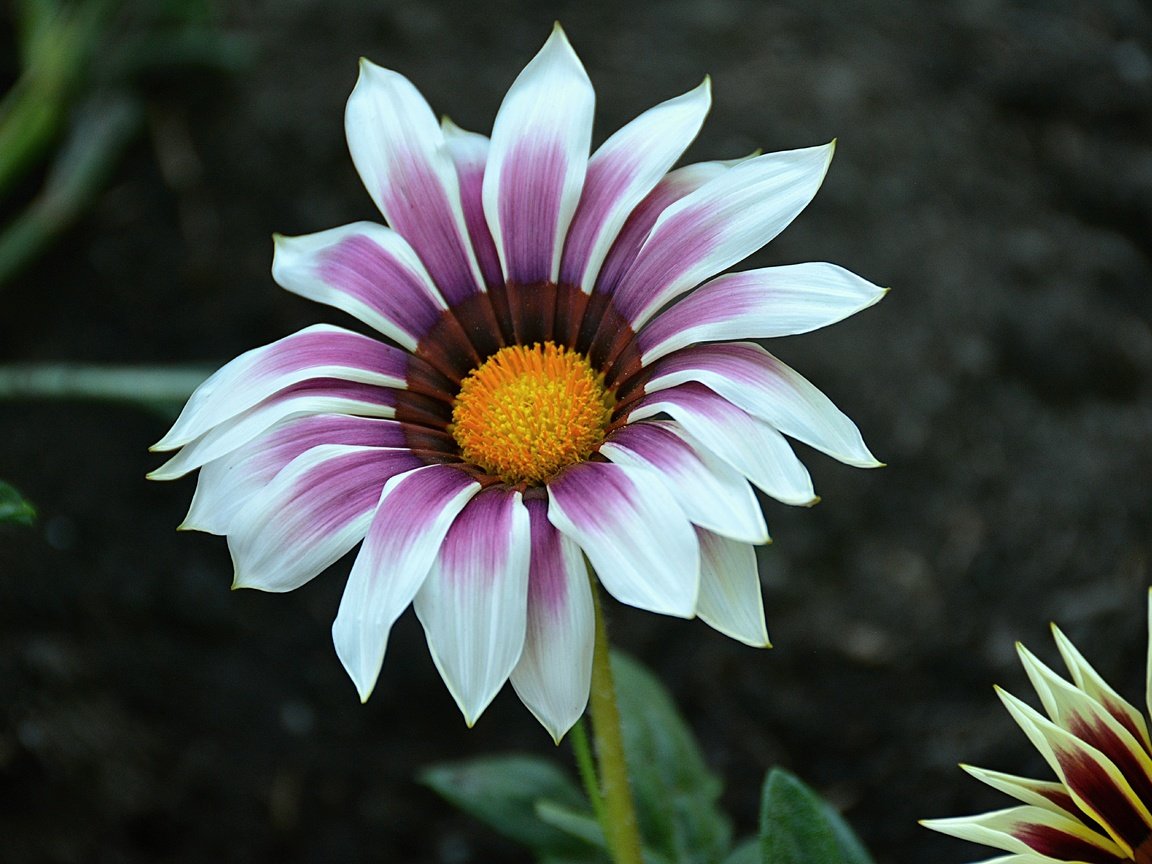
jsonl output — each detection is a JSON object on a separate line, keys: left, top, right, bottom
{"left": 2, "top": 1, "right": 1150, "bottom": 862}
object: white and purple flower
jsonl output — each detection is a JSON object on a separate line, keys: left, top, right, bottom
{"left": 150, "top": 25, "right": 884, "bottom": 740}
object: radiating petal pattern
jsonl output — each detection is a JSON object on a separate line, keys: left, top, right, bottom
{"left": 510, "top": 497, "right": 594, "bottom": 742}
{"left": 442, "top": 120, "right": 504, "bottom": 289}
{"left": 601, "top": 419, "right": 767, "bottom": 544}
{"left": 229, "top": 445, "right": 422, "bottom": 593}
{"left": 613, "top": 143, "right": 835, "bottom": 328}
{"left": 415, "top": 487, "right": 531, "bottom": 724}
{"left": 484, "top": 24, "right": 594, "bottom": 286}
{"left": 547, "top": 460, "right": 699, "bottom": 617}
{"left": 152, "top": 25, "right": 883, "bottom": 735}
{"left": 637, "top": 262, "right": 887, "bottom": 364}
{"left": 149, "top": 379, "right": 400, "bottom": 481}
{"left": 560, "top": 78, "right": 711, "bottom": 292}
{"left": 645, "top": 341, "right": 881, "bottom": 468}
{"left": 346, "top": 60, "right": 483, "bottom": 303}
{"left": 153, "top": 324, "right": 409, "bottom": 453}
{"left": 183, "top": 414, "right": 433, "bottom": 535}
{"left": 629, "top": 383, "right": 817, "bottom": 505}
{"left": 271, "top": 224, "right": 447, "bottom": 349}
{"left": 333, "top": 465, "right": 480, "bottom": 702}
{"left": 925, "top": 593, "right": 1152, "bottom": 864}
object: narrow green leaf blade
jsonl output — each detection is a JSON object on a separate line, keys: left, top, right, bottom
{"left": 759, "top": 769, "right": 874, "bottom": 864}
{"left": 0, "top": 481, "right": 36, "bottom": 525}
{"left": 421, "top": 754, "right": 598, "bottom": 859}
{"left": 612, "top": 652, "right": 732, "bottom": 864}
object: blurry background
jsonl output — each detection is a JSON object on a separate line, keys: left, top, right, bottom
{"left": 1, "top": 0, "right": 1149, "bottom": 861}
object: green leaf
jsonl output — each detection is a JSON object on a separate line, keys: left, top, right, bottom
{"left": 612, "top": 652, "right": 732, "bottom": 864}
{"left": 723, "top": 839, "right": 760, "bottom": 864}
{"left": 759, "top": 769, "right": 874, "bottom": 864}
{"left": 535, "top": 800, "right": 609, "bottom": 849}
{"left": 421, "top": 754, "right": 601, "bottom": 861}
{"left": 0, "top": 481, "right": 36, "bottom": 525}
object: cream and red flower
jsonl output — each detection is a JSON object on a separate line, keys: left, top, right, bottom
{"left": 150, "top": 25, "right": 884, "bottom": 739}
{"left": 924, "top": 592, "right": 1152, "bottom": 864}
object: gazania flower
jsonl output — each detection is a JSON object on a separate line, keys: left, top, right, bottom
{"left": 923, "top": 592, "right": 1152, "bottom": 863}
{"left": 150, "top": 25, "right": 884, "bottom": 740}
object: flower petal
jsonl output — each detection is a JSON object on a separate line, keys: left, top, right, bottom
{"left": 414, "top": 487, "right": 531, "bottom": 726}
{"left": 228, "top": 445, "right": 422, "bottom": 592}
{"left": 637, "top": 262, "right": 888, "bottom": 364}
{"left": 960, "top": 765, "right": 1079, "bottom": 818}
{"left": 695, "top": 528, "right": 770, "bottom": 647}
{"left": 645, "top": 342, "right": 881, "bottom": 468}
{"left": 613, "top": 143, "right": 835, "bottom": 328}
{"left": 152, "top": 323, "right": 409, "bottom": 452}
{"left": 442, "top": 119, "right": 504, "bottom": 288}
{"left": 601, "top": 419, "right": 768, "bottom": 544}
{"left": 510, "top": 497, "right": 594, "bottom": 742}
{"left": 148, "top": 379, "right": 398, "bottom": 480}
{"left": 628, "top": 382, "right": 817, "bottom": 506}
{"left": 999, "top": 687, "right": 1152, "bottom": 854}
{"left": 183, "top": 414, "right": 438, "bottom": 535}
{"left": 546, "top": 460, "right": 699, "bottom": 617}
{"left": 560, "top": 78, "right": 711, "bottom": 293}
{"left": 332, "top": 464, "right": 480, "bottom": 702}
{"left": 1017, "top": 644, "right": 1152, "bottom": 811}
{"left": 271, "top": 224, "right": 447, "bottom": 349}
{"left": 921, "top": 805, "right": 1124, "bottom": 862}
{"left": 1048, "top": 623, "right": 1152, "bottom": 753}
{"left": 345, "top": 60, "right": 483, "bottom": 303}
{"left": 483, "top": 24, "right": 594, "bottom": 285}
{"left": 595, "top": 157, "right": 745, "bottom": 297}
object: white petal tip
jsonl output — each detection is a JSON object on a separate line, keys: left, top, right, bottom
{"left": 803, "top": 495, "right": 822, "bottom": 508}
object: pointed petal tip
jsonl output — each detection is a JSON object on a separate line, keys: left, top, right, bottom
{"left": 803, "top": 495, "right": 822, "bottom": 508}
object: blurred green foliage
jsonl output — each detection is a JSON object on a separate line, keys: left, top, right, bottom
{"left": 0, "top": 480, "right": 36, "bottom": 526}
{"left": 0, "top": 0, "right": 250, "bottom": 287}
{"left": 423, "top": 653, "right": 875, "bottom": 864}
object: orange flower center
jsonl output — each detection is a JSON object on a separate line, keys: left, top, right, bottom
{"left": 451, "top": 342, "right": 614, "bottom": 485}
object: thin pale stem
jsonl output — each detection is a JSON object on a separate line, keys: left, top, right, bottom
{"left": 586, "top": 573, "right": 644, "bottom": 864}
{"left": 0, "top": 364, "right": 209, "bottom": 406}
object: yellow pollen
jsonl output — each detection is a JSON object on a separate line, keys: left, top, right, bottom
{"left": 451, "top": 342, "right": 615, "bottom": 485}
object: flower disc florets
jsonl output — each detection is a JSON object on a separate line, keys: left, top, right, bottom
{"left": 451, "top": 342, "right": 614, "bottom": 485}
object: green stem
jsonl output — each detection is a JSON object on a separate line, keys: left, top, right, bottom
{"left": 570, "top": 717, "right": 605, "bottom": 826}
{"left": 586, "top": 574, "right": 644, "bottom": 864}
{"left": 0, "top": 363, "right": 210, "bottom": 406}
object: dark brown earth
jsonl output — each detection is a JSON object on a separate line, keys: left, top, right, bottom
{"left": 2, "top": 1, "right": 1150, "bottom": 862}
